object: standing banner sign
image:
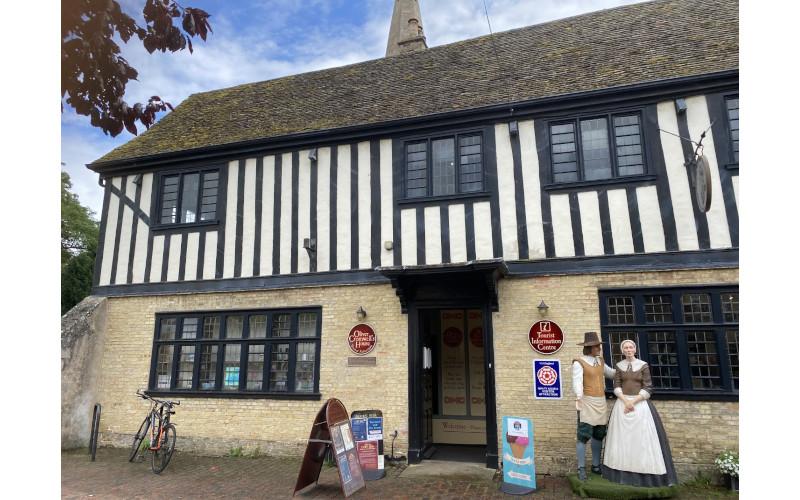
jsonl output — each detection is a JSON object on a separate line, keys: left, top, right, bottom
{"left": 501, "top": 416, "right": 536, "bottom": 494}
{"left": 293, "top": 398, "right": 366, "bottom": 497}
{"left": 351, "top": 410, "right": 386, "bottom": 480}
{"left": 533, "top": 359, "right": 562, "bottom": 399}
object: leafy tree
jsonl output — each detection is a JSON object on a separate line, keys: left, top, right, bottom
{"left": 62, "top": 172, "right": 99, "bottom": 314}
{"left": 61, "top": 0, "right": 212, "bottom": 136}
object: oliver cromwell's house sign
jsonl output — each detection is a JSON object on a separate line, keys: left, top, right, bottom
{"left": 348, "top": 324, "right": 377, "bottom": 355}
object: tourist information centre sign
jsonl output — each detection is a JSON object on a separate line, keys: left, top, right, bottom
{"left": 528, "top": 320, "right": 564, "bottom": 355}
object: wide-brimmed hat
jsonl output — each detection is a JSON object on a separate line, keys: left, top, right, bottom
{"left": 577, "top": 331, "right": 602, "bottom": 346}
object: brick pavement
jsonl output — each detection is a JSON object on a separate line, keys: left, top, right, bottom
{"left": 62, "top": 448, "right": 581, "bottom": 499}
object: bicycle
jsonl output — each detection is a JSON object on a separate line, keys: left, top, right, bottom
{"left": 129, "top": 390, "right": 180, "bottom": 474}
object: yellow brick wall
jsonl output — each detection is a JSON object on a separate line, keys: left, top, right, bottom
{"left": 492, "top": 268, "right": 739, "bottom": 478}
{"left": 96, "top": 283, "right": 408, "bottom": 457}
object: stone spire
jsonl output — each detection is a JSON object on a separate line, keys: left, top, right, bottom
{"left": 385, "top": 0, "right": 427, "bottom": 57}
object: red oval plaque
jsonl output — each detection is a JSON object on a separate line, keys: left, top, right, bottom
{"left": 442, "top": 327, "right": 463, "bottom": 348}
{"left": 348, "top": 324, "right": 376, "bottom": 355}
{"left": 528, "top": 320, "right": 564, "bottom": 355}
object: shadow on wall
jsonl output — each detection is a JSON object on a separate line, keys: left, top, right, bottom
{"left": 62, "top": 296, "right": 107, "bottom": 449}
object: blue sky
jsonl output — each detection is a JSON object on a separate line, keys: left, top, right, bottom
{"left": 62, "top": 0, "right": 645, "bottom": 215}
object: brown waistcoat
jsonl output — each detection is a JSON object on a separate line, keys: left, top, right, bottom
{"left": 574, "top": 357, "right": 605, "bottom": 397}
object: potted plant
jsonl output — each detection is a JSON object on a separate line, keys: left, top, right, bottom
{"left": 715, "top": 449, "right": 739, "bottom": 491}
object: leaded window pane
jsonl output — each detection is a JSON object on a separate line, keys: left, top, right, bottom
{"left": 269, "top": 344, "right": 290, "bottom": 392}
{"left": 726, "top": 329, "right": 739, "bottom": 390}
{"left": 223, "top": 344, "right": 241, "bottom": 391}
{"left": 249, "top": 315, "right": 267, "bottom": 338}
{"left": 406, "top": 141, "right": 427, "bottom": 198}
{"left": 726, "top": 97, "right": 739, "bottom": 163}
{"left": 722, "top": 293, "right": 739, "bottom": 322}
{"left": 160, "top": 318, "right": 177, "bottom": 340}
{"left": 613, "top": 114, "right": 644, "bottom": 176}
{"left": 181, "top": 317, "right": 198, "bottom": 339}
{"left": 160, "top": 175, "right": 179, "bottom": 224}
{"left": 607, "top": 296, "right": 635, "bottom": 324}
{"left": 682, "top": 293, "right": 712, "bottom": 323}
{"left": 459, "top": 135, "right": 483, "bottom": 192}
{"left": 605, "top": 331, "right": 638, "bottom": 366}
{"left": 644, "top": 295, "right": 673, "bottom": 323}
{"left": 180, "top": 173, "right": 199, "bottom": 223}
{"left": 247, "top": 345, "right": 265, "bottom": 390}
{"left": 550, "top": 122, "right": 578, "bottom": 182}
{"left": 176, "top": 345, "right": 195, "bottom": 389}
{"left": 156, "top": 345, "right": 174, "bottom": 389}
{"left": 295, "top": 343, "right": 316, "bottom": 393}
{"left": 272, "top": 314, "right": 291, "bottom": 338}
{"left": 200, "top": 171, "right": 218, "bottom": 221}
{"left": 687, "top": 331, "right": 721, "bottom": 389}
{"left": 580, "top": 118, "right": 612, "bottom": 181}
{"left": 226, "top": 316, "right": 243, "bottom": 339}
{"left": 431, "top": 138, "right": 456, "bottom": 196}
{"left": 298, "top": 312, "right": 317, "bottom": 337}
{"left": 199, "top": 345, "right": 218, "bottom": 389}
{"left": 203, "top": 317, "right": 220, "bottom": 339}
{"left": 647, "top": 331, "right": 681, "bottom": 389}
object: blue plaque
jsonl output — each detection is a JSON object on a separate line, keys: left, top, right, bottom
{"left": 351, "top": 418, "right": 367, "bottom": 441}
{"left": 533, "top": 359, "right": 562, "bottom": 399}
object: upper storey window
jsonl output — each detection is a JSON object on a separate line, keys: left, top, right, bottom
{"left": 725, "top": 95, "right": 739, "bottom": 163}
{"left": 158, "top": 169, "right": 219, "bottom": 225}
{"left": 405, "top": 132, "right": 484, "bottom": 198}
{"left": 550, "top": 112, "right": 645, "bottom": 183}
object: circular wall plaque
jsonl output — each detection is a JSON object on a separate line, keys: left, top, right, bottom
{"left": 694, "top": 155, "right": 712, "bottom": 212}
{"left": 528, "top": 320, "right": 564, "bottom": 355}
{"left": 348, "top": 324, "right": 376, "bottom": 355}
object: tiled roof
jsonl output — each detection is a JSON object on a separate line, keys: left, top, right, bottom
{"left": 95, "top": 0, "right": 738, "bottom": 165}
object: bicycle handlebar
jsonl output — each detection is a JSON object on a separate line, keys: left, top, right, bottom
{"left": 134, "top": 390, "right": 180, "bottom": 408}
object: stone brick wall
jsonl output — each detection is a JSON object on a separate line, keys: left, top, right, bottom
{"left": 95, "top": 283, "right": 408, "bottom": 457}
{"left": 492, "top": 267, "right": 739, "bottom": 479}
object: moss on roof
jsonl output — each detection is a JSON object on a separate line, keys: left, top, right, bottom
{"left": 95, "top": 0, "right": 738, "bottom": 165}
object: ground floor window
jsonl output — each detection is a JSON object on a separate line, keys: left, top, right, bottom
{"left": 149, "top": 307, "right": 322, "bottom": 397}
{"left": 599, "top": 286, "right": 738, "bottom": 398}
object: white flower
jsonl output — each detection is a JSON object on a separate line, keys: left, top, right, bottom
{"left": 715, "top": 450, "right": 739, "bottom": 477}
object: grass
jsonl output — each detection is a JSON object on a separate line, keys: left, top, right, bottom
{"left": 567, "top": 470, "right": 737, "bottom": 499}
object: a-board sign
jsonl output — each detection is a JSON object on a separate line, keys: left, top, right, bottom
{"left": 293, "top": 398, "right": 366, "bottom": 497}
{"left": 501, "top": 416, "right": 536, "bottom": 492}
{"left": 533, "top": 359, "right": 562, "bottom": 399}
{"left": 351, "top": 410, "right": 385, "bottom": 481}
{"left": 528, "top": 320, "right": 564, "bottom": 355}
{"left": 348, "top": 324, "right": 376, "bottom": 355}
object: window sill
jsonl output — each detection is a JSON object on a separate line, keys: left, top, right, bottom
{"left": 397, "top": 191, "right": 491, "bottom": 205}
{"left": 604, "top": 389, "right": 738, "bottom": 402}
{"left": 543, "top": 175, "right": 657, "bottom": 192}
{"left": 147, "top": 390, "right": 321, "bottom": 400}
{"left": 150, "top": 220, "right": 220, "bottom": 232}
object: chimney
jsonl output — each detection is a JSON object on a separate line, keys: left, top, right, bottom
{"left": 386, "top": 0, "right": 428, "bottom": 57}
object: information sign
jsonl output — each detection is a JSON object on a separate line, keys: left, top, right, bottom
{"left": 528, "top": 320, "right": 564, "bottom": 354}
{"left": 533, "top": 359, "right": 562, "bottom": 399}
{"left": 348, "top": 324, "right": 377, "bottom": 355}
{"left": 501, "top": 416, "right": 536, "bottom": 492}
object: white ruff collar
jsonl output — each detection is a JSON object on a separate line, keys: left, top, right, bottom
{"left": 616, "top": 358, "right": 646, "bottom": 371}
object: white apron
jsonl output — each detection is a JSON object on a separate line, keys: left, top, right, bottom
{"left": 602, "top": 395, "right": 666, "bottom": 475}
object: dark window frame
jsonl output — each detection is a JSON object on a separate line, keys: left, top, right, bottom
{"left": 403, "top": 130, "right": 486, "bottom": 200}
{"left": 599, "top": 286, "right": 738, "bottom": 401}
{"left": 153, "top": 166, "right": 222, "bottom": 230}
{"left": 724, "top": 94, "right": 739, "bottom": 165}
{"left": 547, "top": 109, "right": 649, "bottom": 185}
{"left": 148, "top": 307, "right": 322, "bottom": 399}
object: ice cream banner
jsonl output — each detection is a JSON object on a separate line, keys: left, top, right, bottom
{"left": 533, "top": 359, "right": 562, "bottom": 399}
{"left": 502, "top": 416, "right": 536, "bottom": 489}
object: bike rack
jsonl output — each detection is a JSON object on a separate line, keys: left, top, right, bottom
{"left": 89, "top": 403, "right": 101, "bottom": 462}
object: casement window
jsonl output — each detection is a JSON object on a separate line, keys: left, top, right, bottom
{"left": 550, "top": 112, "right": 646, "bottom": 183}
{"left": 405, "top": 132, "right": 483, "bottom": 198}
{"left": 158, "top": 169, "right": 219, "bottom": 225}
{"left": 149, "top": 308, "right": 321, "bottom": 397}
{"left": 599, "top": 286, "right": 738, "bottom": 398}
{"left": 725, "top": 95, "right": 739, "bottom": 163}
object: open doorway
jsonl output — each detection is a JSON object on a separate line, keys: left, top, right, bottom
{"left": 420, "top": 308, "right": 487, "bottom": 464}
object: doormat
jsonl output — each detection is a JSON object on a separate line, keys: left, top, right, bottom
{"left": 567, "top": 472, "right": 678, "bottom": 499}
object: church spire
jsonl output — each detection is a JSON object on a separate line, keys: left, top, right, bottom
{"left": 385, "top": 0, "right": 427, "bottom": 57}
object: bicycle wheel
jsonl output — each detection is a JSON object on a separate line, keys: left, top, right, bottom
{"left": 151, "top": 423, "right": 176, "bottom": 474}
{"left": 128, "top": 414, "right": 151, "bottom": 462}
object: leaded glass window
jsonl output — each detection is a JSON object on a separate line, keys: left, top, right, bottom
{"left": 607, "top": 296, "right": 635, "bottom": 324}
{"left": 158, "top": 169, "right": 220, "bottom": 226}
{"left": 405, "top": 132, "right": 483, "bottom": 198}
{"left": 726, "top": 96, "right": 739, "bottom": 163}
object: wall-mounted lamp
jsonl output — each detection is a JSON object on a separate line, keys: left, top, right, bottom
{"left": 537, "top": 299, "right": 549, "bottom": 316}
{"left": 133, "top": 173, "right": 143, "bottom": 186}
{"left": 509, "top": 120, "right": 519, "bottom": 136}
{"left": 308, "top": 148, "right": 318, "bottom": 161}
{"left": 675, "top": 98, "right": 687, "bottom": 115}
{"left": 356, "top": 306, "right": 367, "bottom": 321}
{"left": 303, "top": 238, "right": 316, "bottom": 258}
